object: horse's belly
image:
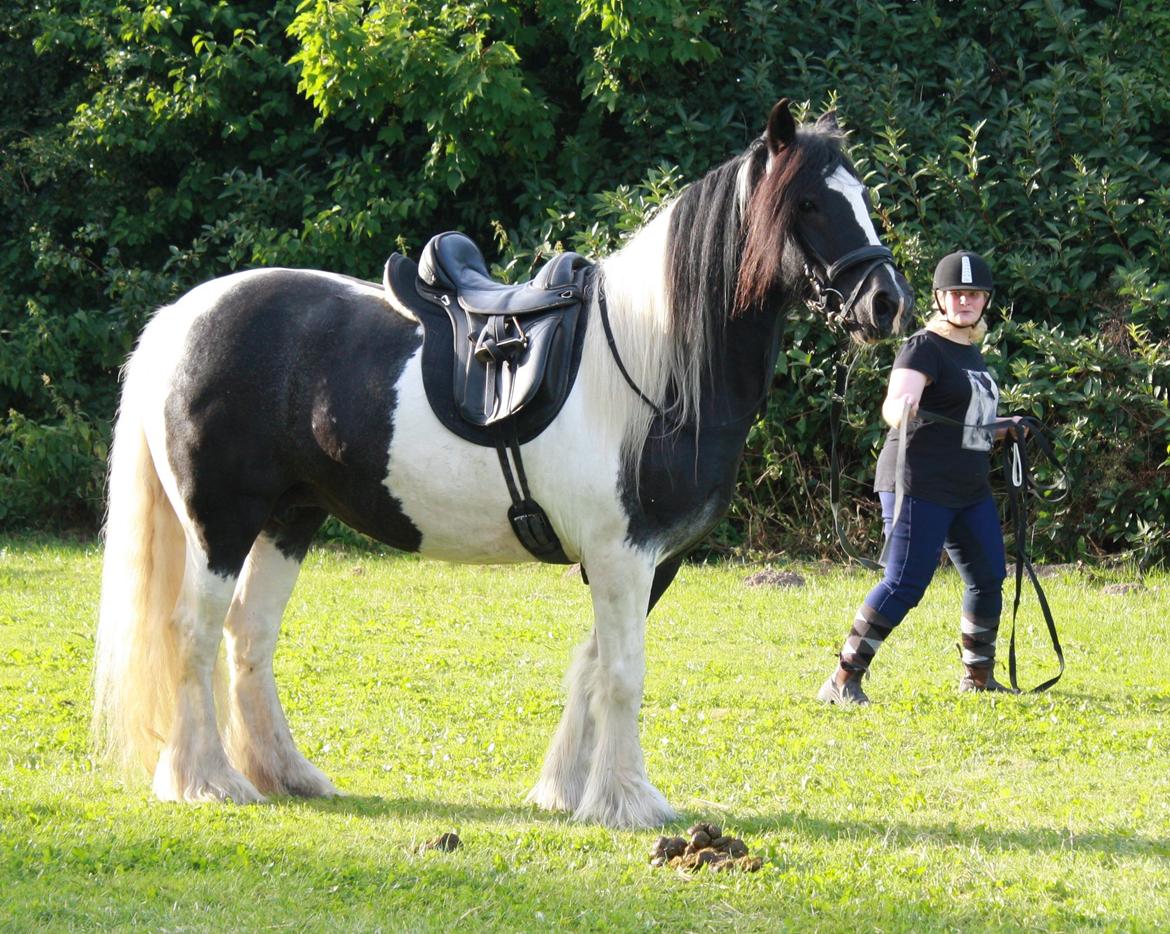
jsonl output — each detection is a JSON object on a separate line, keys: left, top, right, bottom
{"left": 381, "top": 359, "right": 557, "bottom": 564}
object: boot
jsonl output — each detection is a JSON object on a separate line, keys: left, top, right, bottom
{"left": 958, "top": 663, "right": 1018, "bottom": 694}
{"left": 818, "top": 668, "right": 870, "bottom": 705}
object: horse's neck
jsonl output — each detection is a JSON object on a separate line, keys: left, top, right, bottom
{"left": 698, "top": 308, "right": 785, "bottom": 432}
{"left": 599, "top": 209, "right": 674, "bottom": 349}
{"left": 596, "top": 204, "right": 785, "bottom": 431}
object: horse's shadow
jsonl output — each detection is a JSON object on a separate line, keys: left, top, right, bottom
{"left": 278, "top": 794, "right": 1170, "bottom": 859}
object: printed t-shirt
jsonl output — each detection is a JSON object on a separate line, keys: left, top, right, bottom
{"left": 873, "top": 330, "right": 999, "bottom": 508}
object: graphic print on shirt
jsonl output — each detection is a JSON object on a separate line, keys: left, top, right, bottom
{"left": 961, "top": 370, "right": 998, "bottom": 451}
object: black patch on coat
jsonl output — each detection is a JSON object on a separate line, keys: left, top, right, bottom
{"left": 164, "top": 271, "right": 423, "bottom": 576}
{"left": 621, "top": 310, "right": 785, "bottom": 556}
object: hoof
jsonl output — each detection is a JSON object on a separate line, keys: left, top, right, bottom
{"left": 525, "top": 777, "right": 583, "bottom": 815}
{"left": 152, "top": 748, "right": 266, "bottom": 804}
{"left": 246, "top": 756, "right": 338, "bottom": 799}
{"left": 573, "top": 779, "right": 675, "bottom": 829}
{"left": 271, "top": 762, "right": 339, "bottom": 799}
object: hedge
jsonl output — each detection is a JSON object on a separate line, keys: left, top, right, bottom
{"left": 1, "top": 0, "right": 1166, "bottom": 563}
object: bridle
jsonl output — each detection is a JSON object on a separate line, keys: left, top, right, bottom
{"left": 802, "top": 243, "right": 896, "bottom": 330}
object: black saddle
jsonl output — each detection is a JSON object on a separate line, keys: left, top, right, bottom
{"left": 384, "top": 232, "right": 593, "bottom": 444}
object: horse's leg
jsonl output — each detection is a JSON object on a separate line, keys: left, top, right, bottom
{"left": 575, "top": 551, "right": 674, "bottom": 828}
{"left": 526, "top": 626, "right": 599, "bottom": 814}
{"left": 152, "top": 538, "right": 265, "bottom": 804}
{"left": 527, "top": 554, "right": 681, "bottom": 816}
{"left": 223, "top": 514, "right": 337, "bottom": 798}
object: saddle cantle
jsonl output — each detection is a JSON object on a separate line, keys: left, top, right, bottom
{"left": 383, "top": 232, "right": 596, "bottom": 566}
{"left": 384, "top": 232, "right": 593, "bottom": 442}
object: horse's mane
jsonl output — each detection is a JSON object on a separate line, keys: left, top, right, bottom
{"left": 595, "top": 123, "right": 847, "bottom": 473}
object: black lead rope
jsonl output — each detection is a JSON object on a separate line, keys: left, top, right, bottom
{"left": 1002, "top": 418, "right": 1067, "bottom": 693}
{"left": 830, "top": 358, "right": 1068, "bottom": 692}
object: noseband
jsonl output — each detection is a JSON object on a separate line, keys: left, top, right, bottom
{"left": 803, "top": 243, "right": 895, "bottom": 329}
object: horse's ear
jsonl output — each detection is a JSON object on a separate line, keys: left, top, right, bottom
{"left": 766, "top": 98, "right": 797, "bottom": 155}
{"left": 816, "top": 109, "right": 839, "bottom": 131}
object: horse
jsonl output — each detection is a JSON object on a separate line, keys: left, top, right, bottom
{"left": 93, "top": 99, "right": 912, "bottom": 828}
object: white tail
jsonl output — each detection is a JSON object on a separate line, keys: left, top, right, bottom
{"left": 92, "top": 353, "right": 187, "bottom": 776}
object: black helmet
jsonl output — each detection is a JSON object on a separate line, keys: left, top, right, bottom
{"left": 932, "top": 251, "right": 993, "bottom": 292}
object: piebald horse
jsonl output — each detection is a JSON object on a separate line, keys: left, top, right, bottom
{"left": 94, "top": 100, "right": 911, "bottom": 827}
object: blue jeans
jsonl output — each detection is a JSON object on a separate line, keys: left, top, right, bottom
{"left": 864, "top": 492, "right": 1006, "bottom": 626}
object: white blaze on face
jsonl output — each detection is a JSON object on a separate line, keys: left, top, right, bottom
{"left": 824, "top": 166, "right": 881, "bottom": 246}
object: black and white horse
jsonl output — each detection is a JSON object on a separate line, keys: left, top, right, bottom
{"left": 94, "top": 100, "right": 911, "bottom": 827}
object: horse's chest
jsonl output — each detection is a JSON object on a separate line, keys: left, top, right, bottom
{"left": 623, "top": 430, "right": 743, "bottom": 553}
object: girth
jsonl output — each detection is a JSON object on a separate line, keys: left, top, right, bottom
{"left": 383, "top": 232, "right": 595, "bottom": 565}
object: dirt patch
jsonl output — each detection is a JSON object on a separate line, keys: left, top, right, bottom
{"left": 1101, "top": 582, "right": 1145, "bottom": 595}
{"left": 744, "top": 569, "right": 805, "bottom": 589}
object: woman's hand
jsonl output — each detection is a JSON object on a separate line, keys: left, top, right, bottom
{"left": 998, "top": 415, "right": 1029, "bottom": 441}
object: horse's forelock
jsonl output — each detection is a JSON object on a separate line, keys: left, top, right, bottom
{"left": 734, "top": 128, "right": 845, "bottom": 316}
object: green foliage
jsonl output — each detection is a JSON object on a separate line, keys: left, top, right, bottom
{"left": 1, "top": 0, "right": 1167, "bottom": 560}
{"left": 990, "top": 315, "right": 1170, "bottom": 563}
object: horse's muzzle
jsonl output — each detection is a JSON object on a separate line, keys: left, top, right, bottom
{"left": 850, "top": 264, "right": 913, "bottom": 343}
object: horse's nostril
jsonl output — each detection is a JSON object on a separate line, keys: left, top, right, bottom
{"left": 872, "top": 291, "right": 897, "bottom": 331}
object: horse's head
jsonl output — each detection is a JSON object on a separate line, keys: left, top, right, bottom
{"left": 736, "top": 99, "right": 914, "bottom": 343}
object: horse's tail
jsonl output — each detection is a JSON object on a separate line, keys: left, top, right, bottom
{"left": 93, "top": 341, "right": 187, "bottom": 777}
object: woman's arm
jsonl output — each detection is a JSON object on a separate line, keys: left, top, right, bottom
{"left": 881, "top": 367, "right": 929, "bottom": 429}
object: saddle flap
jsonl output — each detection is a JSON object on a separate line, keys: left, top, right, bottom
{"left": 456, "top": 308, "right": 578, "bottom": 426}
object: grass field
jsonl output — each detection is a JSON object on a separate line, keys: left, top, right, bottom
{"left": 1, "top": 534, "right": 1167, "bottom": 931}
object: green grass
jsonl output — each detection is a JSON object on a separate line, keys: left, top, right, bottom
{"left": 1, "top": 534, "right": 1168, "bottom": 931}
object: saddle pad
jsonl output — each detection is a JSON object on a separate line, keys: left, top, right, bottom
{"left": 384, "top": 253, "right": 592, "bottom": 447}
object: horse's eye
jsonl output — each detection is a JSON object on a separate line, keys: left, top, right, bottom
{"left": 798, "top": 199, "right": 816, "bottom": 213}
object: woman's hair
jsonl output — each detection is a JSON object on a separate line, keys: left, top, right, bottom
{"left": 924, "top": 293, "right": 989, "bottom": 343}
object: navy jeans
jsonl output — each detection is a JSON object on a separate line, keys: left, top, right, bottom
{"left": 863, "top": 491, "right": 1006, "bottom": 626}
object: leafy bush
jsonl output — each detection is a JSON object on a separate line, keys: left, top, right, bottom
{"left": 1, "top": 0, "right": 1166, "bottom": 561}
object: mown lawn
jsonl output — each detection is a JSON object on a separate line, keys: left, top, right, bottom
{"left": 1, "top": 534, "right": 1167, "bottom": 931}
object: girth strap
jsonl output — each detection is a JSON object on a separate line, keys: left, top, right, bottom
{"left": 495, "top": 426, "right": 572, "bottom": 565}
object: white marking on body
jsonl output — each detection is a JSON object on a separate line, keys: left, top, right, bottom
{"left": 381, "top": 353, "right": 534, "bottom": 563}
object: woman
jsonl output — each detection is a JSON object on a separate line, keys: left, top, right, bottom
{"left": 819, "top": 250, "right": 1023, "bottom": 705}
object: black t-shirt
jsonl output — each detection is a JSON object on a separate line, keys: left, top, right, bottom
{"left": 873, "top": 330, "right": 999, "bottom": 507}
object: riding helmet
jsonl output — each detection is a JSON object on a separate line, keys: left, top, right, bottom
{"left": 932, "top": 250, "right": 993, "bottom": 292}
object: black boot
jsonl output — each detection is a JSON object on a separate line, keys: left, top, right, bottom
{"left": 959, "top": 664, "right": 1018, "bottom": 694}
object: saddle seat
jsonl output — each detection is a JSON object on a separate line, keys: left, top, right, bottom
{"left": 417, "top": 231, "right": 584, "bottom": 317}
{"left": 383, "top": 230, "right": 594, "bottom": 438}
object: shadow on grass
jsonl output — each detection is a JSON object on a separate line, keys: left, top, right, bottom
{"left": 284, "top": 793, "right": 571, "bottom": 827}
{"left": 10, "top": 792, "right": 1167, "bottom": 932}
{"left": 279, "top": 793, "right": 1170, "bottom": 859}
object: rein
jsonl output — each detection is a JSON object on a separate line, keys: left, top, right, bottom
{"left": 595, "top": 270, "right": 781, "bottom": 432}
{"left": 829, "top": 355, "right": 1068, "bottom": 693}
{"left": 595, "top": 269, "right": 665, "bottom": 419}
